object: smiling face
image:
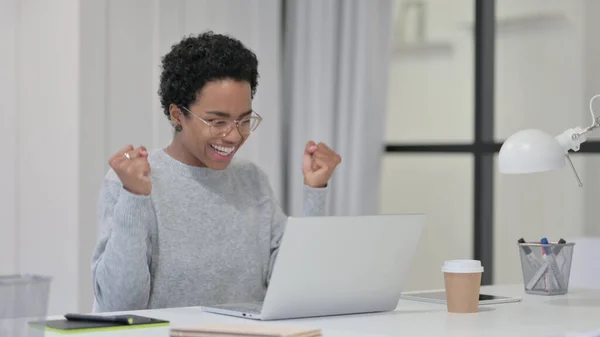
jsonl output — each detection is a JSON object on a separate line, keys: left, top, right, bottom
{"left": 169, "top": 78, "right": 253, "bottom": 170}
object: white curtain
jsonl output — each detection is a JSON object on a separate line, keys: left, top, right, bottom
{"left": 283, "top": 0, "right": 395, "bottom": 216}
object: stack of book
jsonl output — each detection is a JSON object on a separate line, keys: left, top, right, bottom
{"left": 170, "top": 324, "right": 322, "bottom": 337}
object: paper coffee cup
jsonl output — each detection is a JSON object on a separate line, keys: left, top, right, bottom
{"left": 442, "top": 260, "right": 484, "bottom": 313}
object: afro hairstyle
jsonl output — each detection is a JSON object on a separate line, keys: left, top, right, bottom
{"left": 158, "top": 31, "right": 259, "bottom": 120}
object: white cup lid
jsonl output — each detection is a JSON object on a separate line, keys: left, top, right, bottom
{"left": 442, "top": 260, "right": 484, "bottom": 273}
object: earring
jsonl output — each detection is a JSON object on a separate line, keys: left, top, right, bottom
{"left": 175, "top": 124, "right": 183, "bottom": 132}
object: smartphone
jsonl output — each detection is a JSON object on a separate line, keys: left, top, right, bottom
{"left": 401, "top": 291, "right": 521, "bottom": 305}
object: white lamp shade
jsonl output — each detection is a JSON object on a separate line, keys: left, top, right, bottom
{"left": 498, "top": 129, "right": 566, "bottom": 174}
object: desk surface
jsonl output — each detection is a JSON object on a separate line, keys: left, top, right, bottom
{"left": 44, "top": 285, "right": 600, "bottom": 337}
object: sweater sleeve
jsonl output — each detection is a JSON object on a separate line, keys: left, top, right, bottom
{"left": 301, "top": 184, "right": 328, "bottom": 217}
{"left": 266, "top": 180, "right": 329, "bottom": 283}
{"left": 91, "top": 173, "right": 156, "bottom": 312}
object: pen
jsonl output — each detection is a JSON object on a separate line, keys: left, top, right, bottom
{"left": 521, "top": 237, "right": 546, "bottom": 291}
{"left": 64, "top": 313, "right": 134, "bottom": 325}
{"left": 541, "top": 238, "right": 552, "bottom": 291}
{"left": 554, "top": 238, "right": 567, "bottom": 274}
{"left": 542, "top": 237, "right": 564, "bottom": 291}
{"left": 553, "top": 238, "right": 567, "bottom": 255}
{"left": 519, "top": 238, "right": 542, "bottom": 270}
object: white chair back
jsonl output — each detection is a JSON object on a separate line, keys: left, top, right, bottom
{"left": 566, "top": 237, "right": 600, "bottom": 290}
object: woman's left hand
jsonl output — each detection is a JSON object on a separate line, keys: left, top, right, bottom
{"left": 302, "top": 141, "right": 342, "bottom": 188}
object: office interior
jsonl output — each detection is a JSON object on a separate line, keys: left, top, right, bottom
{"left": 1, "top": 0, "right": 599, "bottom": 317}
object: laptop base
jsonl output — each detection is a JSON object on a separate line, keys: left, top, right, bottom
{"left": 202, "top": 302, "right": 264, "bottom": 320}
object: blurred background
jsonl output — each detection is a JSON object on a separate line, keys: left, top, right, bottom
{"left": 2, "top": 0, "right": 600, "bottom": 316}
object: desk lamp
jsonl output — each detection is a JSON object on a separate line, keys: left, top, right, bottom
{"left": 498, "top": 95, "right": 600, "bottom": 187}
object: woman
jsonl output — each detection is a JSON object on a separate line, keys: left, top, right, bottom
{"left": 90, "top": 32, "right": 341, "bottom": 312}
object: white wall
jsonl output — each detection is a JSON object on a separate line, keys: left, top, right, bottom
{"left": 1, "top": 0, "right": 282, "bottom": 314}
{"left": 380, "top": 154, "right": 474, "bottom": 292}
{"left": 0, "top": 0, "right": 18, "bottom": 276}
{"left": 0, "top": 0, "right": 81, "bottom": 315}
{"left": 382, "top": 0, "right": 600, "bottom": 290}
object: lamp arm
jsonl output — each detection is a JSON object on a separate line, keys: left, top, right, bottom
{"left": 554, "top": 130, "right": 585, "bottom": 187}
{"left": 556, "top": 94, "right": 600, "bottom": 152}
{"left": 577, "top": 117, "right": 600, "bottom": 137}
{"left": 584, "top": 94, "right": 600, "bottom": 132}
{"left": 552, "top": 95, "right": 600, "bottom": 188}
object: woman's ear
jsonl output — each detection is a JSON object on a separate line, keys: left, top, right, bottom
{"left": 169, "top": 104, "right": 183, "bottom": 124}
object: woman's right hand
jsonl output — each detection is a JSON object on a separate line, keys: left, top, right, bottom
{"left": 109, "top": 145, "right": 152, "bottom": 195}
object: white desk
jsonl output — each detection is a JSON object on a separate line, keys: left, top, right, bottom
{"left": 44, "top": 285, "right": 600, "bottom": 337}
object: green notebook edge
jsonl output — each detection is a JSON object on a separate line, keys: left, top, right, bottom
{"left": 29, "top": 321, "right": 170, "bottom": 334}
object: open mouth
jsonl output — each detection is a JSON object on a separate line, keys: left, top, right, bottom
{"left": 210, "top": 143, "right": 236, "bottom": 157}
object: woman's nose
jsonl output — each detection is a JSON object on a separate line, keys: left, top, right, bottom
{"left": 221, "top": 124, "right": 243, "bottom": 143}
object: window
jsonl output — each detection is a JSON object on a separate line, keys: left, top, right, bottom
{"left": 382, "top": 0, "right": 600, "bottom": 288}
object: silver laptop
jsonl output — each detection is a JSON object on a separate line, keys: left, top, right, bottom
{"left": 201, "top": 214, "right": 425, "bottom": 320}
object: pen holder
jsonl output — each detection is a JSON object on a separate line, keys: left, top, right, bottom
{"left": 518, "top": 242, "right": 575, "bottom": 295}
{"left": 0, "top": 274, "right": 52, "bottom": 337}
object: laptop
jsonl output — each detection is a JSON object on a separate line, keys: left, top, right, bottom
{"left": 201, "top": 214, "right": 425, "bottom": 320}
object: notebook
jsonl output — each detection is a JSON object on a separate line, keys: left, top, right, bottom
{"left": 29, "top": 314, "right": 169, "bottom": 334}
{"left": 170, "top": 324, "right": 322, "bottom": 337}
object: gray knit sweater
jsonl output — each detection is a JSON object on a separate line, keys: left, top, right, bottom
{"left": 91, "top": 149, "right": 327, "bottom": 312}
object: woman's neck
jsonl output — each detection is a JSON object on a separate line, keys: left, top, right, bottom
{"left": 164, "top": 140, "right": 207, "bottom": 167}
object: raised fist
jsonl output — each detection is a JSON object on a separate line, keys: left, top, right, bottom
{"left": 108, "top": 145, "right": 152, "bottom": 195}
{"left": 302, "top": 141, "right": 341, "bottom": 188}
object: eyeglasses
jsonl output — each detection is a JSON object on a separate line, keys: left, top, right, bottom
{"left": 180, "top": 106, "right": 263, "bottom": 138}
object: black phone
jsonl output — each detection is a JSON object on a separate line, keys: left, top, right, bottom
{"left": 401, "top": 291, "right": 521, "bottom": 305}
